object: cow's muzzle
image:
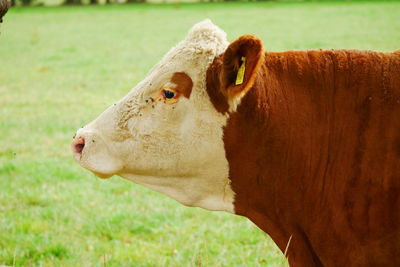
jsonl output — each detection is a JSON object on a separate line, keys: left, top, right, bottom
{"left": 71, "top": 128, "right": 122, "bottom": 179}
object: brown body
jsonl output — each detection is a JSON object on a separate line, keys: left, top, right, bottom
{"left": 208, "top": 49, "right": 400, "bottom": 266}
{"left": 0, "top": 0, "right": 9, "bottom": 23}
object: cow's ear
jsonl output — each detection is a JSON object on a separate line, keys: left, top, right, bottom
{"left": 220, "top": 35, "right": 264, "bottom": 102}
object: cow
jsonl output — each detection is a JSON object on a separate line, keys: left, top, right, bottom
{"left": 0, "top": 0, "right": 9, "bottom": 24}
{"left": 72, "top": 20, "right": 400, "bottom": 266}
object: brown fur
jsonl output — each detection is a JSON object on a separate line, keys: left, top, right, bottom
{"left": 207, "top": 42, "right": 400, "bottom": 266}
{"left": 206, "top": 54, "right": 230, "bottom": 113}
{"left": 171, "top": 72, "right": 193, "bottom": 99}
{"left": 0, "top": 0, "right": 9, "bottom": 23}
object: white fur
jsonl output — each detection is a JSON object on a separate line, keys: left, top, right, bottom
{"left": 74, "top": 20, "right": 235, "bottom": 213}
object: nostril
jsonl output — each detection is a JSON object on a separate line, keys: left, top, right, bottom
{"left": 73, "top": 137, "right": 85, "bottom": 154}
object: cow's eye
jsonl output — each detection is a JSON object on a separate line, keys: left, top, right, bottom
{"left": 162, "top": 89, "right": 177, "bottom": 99}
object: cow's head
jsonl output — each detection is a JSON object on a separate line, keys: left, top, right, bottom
{"left": 72, "top": 20, "right": 263, "bottom": 213}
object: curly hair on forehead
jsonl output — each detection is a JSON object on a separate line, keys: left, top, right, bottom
{"left": 0, "top": 0, "right": 10, "bottom": 23}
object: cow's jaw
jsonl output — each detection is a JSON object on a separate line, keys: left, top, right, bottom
{"left": 119, "top": 143, "right": 234, "bottom": 212}
{"left": 72, "top": 20, "right": 236, "bottom": 213}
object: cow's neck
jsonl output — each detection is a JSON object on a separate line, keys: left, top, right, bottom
{"left": 224, "top": 52, "right": 329, "bottom": 266}
{"left": 208, "top": 48, "right": 400, "bottom": 266}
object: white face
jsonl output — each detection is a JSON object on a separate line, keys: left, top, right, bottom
{"left": 72, "top": 20, "right": 235, "bottom": 213}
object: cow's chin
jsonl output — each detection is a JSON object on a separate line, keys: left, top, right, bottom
{"left": 79, "top": 162, "right": 117, "bottom": 179}
{"left": 92, "top": 171, "right": 113, "bottom": 179}
{"left": 77, "top": 154, "right": 121, "bottom": 180}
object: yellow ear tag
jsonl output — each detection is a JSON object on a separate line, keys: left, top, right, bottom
{"left": 235, "top": 56, "right": 246, "bottom": 85}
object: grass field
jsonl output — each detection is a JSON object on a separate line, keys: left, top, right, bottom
{"left": 1, "top": 1, "right": 399, "bottom": 266}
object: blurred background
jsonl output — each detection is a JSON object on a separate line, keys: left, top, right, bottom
{"left": 0, "top": 0, "right": 399, "bottom": 266}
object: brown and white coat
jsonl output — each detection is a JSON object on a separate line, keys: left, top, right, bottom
{"left": 73, "top": 20, "right": 400, "bottom": 266}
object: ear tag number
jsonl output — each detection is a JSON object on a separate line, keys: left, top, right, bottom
{"left": 235, "top": 56, "right": 246, "bottom": 85}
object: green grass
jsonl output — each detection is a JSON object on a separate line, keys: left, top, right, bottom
{"left": 1, "top": 1, "right": 399, "bottom": 266}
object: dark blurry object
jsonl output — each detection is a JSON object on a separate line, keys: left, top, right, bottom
{"left": 0, "top": 0, "right": 9, "bottom": 23}
{"left": 63, "top": 0, "right": 82, "bottom": 5}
